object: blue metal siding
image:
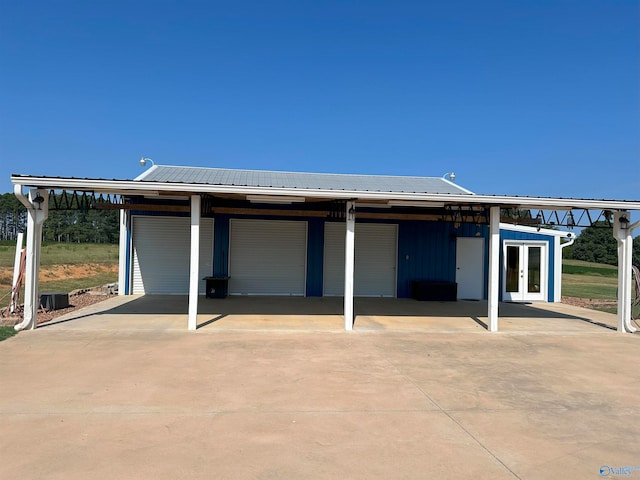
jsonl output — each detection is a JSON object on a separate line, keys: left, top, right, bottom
{"left": 397, "top": 221, "right": 456, "bottom": 298}
{"left": 500, "top": 230, "right": 555, "bottom": 302}
{"left": 213, "top": 215, "right": 230, "bottom": 277}
{"left": 306, "top": 219, "right": 324, "bottom": 297}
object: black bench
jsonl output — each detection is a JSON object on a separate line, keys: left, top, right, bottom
{"left": 410, "top": 281, "right": 457, "bottom": 301}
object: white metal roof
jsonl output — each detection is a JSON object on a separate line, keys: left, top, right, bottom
{"left": 134, "top": 165, "right": 473, "bottom": 195}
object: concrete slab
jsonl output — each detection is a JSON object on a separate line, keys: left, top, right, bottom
{"left": 1, "top": 299, "right": 638, "bottom": 479}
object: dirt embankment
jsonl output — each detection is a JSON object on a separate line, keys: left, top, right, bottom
{"left": 0, "top": 263, "right": 118, "bottom": 288}
{"left": 0, "top": 263, "right": 119, "bottom": 326}
{"left": 561, "top": 296, "right": 616, "bottom": 310}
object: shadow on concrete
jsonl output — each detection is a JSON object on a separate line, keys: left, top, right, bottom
{"left": 45, "top": 295, "right": 590, "bottom": 318}
{"left": 37, "top": 295, "right": 617, "bottom": 332}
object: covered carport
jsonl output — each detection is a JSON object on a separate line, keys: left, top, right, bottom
{"left": 10, "top": 167, "right": 640, "bottom": 333}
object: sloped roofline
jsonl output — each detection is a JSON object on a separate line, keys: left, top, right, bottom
{"left": 135, "top": 164, "right": 472, "bottom": 186}
{"left": 134, "top": 164, "right": 475, "bottom": 195}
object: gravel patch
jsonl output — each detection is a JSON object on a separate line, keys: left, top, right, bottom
{"left": 1, "top": 287, "right": 116, "bottom": 327}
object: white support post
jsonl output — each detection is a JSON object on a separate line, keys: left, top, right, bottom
{"left": 553, "top": 236, "right": 562, "bottom": 302}
{"left": 614, "top": 212, "right": 635, "bottom": 333}
{"left": 188, "top": 195, "right": 201, "bottom": 331}
{"left": 487, "top": 206, "right": 500, "bottom": 332}
{"left": 117, "top": 209, "right": 128, "bottom": 296}
{"left": 24, "top": 217, "right": 43, "bottom": 330}
{"left": 557, "top": 234, "right": 576, "bottom": 302}
{"left": 344, "top": 201, "right": 356, "bottom": 331}
{"left": 14, "top": 188, "right": 48, "bottom": 331}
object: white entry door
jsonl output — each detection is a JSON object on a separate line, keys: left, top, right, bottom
{"left": 456, "top": 237, "right": 484, "bottom": 300}
{"left": 503, "top": 242, "right": 546, "bottom": 302}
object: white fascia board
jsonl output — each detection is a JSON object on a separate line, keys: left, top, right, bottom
{"left": 499, "top": 223, "right": 575, "bottom": 237}
{"left": 11, "top": 175, "right": 640, "bottom": 211}
{"left": 441, "top": 177, "right": 474, "bottom": 194}
{"left": 133, "top": 165, "right": 158, "bottom": 181}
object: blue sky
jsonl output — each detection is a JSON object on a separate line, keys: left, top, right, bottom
{"left": 1, "top": 0, "right": 638, "bottom": 205}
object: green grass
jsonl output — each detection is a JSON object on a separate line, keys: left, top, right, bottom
{"left": 562, "top": 260, "right": 618, "bottom": 295}
{"left": 0, "top": 326, "right": 17, "bottom": 342}
{"left": 38, "top": 273, "right": 117, "bottom": 294}
{"left": 561, "top": 281, "right": 618, "bottom": 300}
{"left": 563, "top": 259, "right": 617, "bottom": 269}
{"left": 0, "top": 242, "right": 118, "bottom": 306}
{"left": 0, "top": 242, "right": 118, "bottom": 267}
{"left": 562, "top": 264, "right": 618, "bottom": 278}
{"left": 561, "top": 259, "right": 626, "bottom": 314}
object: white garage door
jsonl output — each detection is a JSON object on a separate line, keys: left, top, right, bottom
{"left": 323, "top": 222, "right": 398, "bottom": 297}
{"left": 229, "top": 219, "right": 307, "bottom": 295}
{"left": 132, "top": 216, "right": 214, "bottom": 294}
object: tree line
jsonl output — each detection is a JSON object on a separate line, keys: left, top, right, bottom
{"left": 0, "top": 192, "right": 119, "bottom": 244}
{"left": 567, "top": 221, "right": 640, "bottom": 266}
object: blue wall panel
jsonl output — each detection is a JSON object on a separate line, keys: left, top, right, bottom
{"left": 306, "top": 219, "right": 324, "bottom": 297}
{"left": 213, "top": 215, "right": 230, "bottom": 277}
{"left": 397, "top": 221, "right": 457, "bottom": 298}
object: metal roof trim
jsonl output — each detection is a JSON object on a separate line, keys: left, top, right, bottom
{"left": 499, "top": 223, "right": 575, "bottom": 237}
{"left": 142, "top": 164, "right": 461, "bottom": 181}
{"left": 10, "top": 174, "right": 640, "bottom": 210}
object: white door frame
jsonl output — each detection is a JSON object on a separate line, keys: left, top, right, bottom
{"left": 502, "top": 240, "right": 547, "bottom": 302}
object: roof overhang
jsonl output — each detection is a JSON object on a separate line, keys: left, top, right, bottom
{"left": 11, "top": 174, "right": 640, "bottom": 211}
{"left": 499, "top": 223, "right": 576, "bottom": 237}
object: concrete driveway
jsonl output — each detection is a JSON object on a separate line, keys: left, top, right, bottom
{"left": 1, "top": 297, "right": 639, "bottom": 479}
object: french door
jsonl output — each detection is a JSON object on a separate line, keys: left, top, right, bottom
{"left": 503, "top": 242, "right": 546, "bottom": 302}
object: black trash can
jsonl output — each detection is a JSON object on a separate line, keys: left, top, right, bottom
{"left": 40, "top": 292, "right": 70, "bottom": 310}
{"left": 203, "top": 277, "right": 230, "bottom": 299}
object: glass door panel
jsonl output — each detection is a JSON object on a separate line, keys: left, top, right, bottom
{"left": 506, "top": 246, "right": 520, "bottom": 293}
{"left": 527, "top": 247, "right": 541, "bottom": 293}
